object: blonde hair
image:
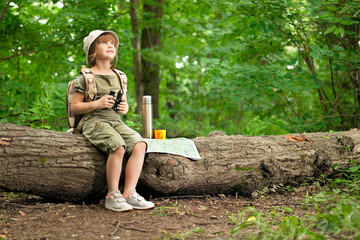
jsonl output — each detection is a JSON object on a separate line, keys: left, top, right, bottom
{"left": 88, "top": 33, "right": 118, "bottom": 68}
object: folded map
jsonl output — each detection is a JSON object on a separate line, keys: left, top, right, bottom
{"left": 144, "top": 138, "right": 201, "bottom": 160}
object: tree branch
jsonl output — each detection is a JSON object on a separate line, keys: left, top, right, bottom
{"left": 279, "top": 92, "right": 300, "bottom": 118}
{"left": 0, "top": 0, "right": 12, "bottom": 22}
{"left": 0, "top": 43, "right": 64, "bottom": 62}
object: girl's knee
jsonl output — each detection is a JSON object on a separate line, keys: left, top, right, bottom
{"left": 113, "top": 145, "right": 126, "bottom": 156}
{"left": 134, "top": 141, "right": 147, "bottom": 152}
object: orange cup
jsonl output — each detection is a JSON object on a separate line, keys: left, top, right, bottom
{"left": 154, "top": 129, "right": 166, "bottom": 139}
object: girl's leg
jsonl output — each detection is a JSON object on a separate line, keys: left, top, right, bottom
{"left": 123, "top": 141, "right": 147, "bottom": 197}
{"left": 106, "top": 146, "right": 126, "bottom": 194}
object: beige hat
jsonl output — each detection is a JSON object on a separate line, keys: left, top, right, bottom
{"left": 83, "top": 30, "right": 119, "bottom": 65}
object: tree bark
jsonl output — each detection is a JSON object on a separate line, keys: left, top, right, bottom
{"left": 1, "top": 123, "right": 359, "bottom": 203}
{"left": 0, "top": 123, "right": 108, "bottom": 203}
{"left": 141, "top": 130, "right": 360, "bottom": 196}
{"left": 129, "top": 0, "right": 144, "bottom": 114}
{"left": 141, "top": 0, "right": 163, "bottom": 119}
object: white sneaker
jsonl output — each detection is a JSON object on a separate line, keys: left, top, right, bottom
{"left": 126, "top": 189, "right": 155, "bottom": 210}
{"left": 105, "top": 190, "right": 133, "bottom": 212}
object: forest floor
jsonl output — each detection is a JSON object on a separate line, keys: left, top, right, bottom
{"left": 0, "top": 185, "right": 329, "bottom": 240}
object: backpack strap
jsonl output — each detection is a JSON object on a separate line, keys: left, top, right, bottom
{"left": 80, "top": 68, "right": 97, "bottom": 102}
{"left": 112, "top": 69, "right": 128, "bottom": 94}
{"left": 72, "top": 67, "right": 96, "bottom": 133}
{"left": 76, "top": 112, "right": 90, "bottom": 132}
{"left": 66, "top": 79, "right": 77, "bottom": 130}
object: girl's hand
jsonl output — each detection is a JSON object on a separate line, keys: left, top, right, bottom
{"left": 117, "top": 101, "right": 129, "bottom": 115}
{"left": 97, "top": 95, "right": 115, "bottom": 109}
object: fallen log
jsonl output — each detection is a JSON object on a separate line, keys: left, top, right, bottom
{"left": 142, "top": 130, "right": 360, "bottom": 196}
{"left": 0, "top": 123, "right": 108, "bottom": 203}
{"left": 1, "top": 123, "right": 359, "bottom": 202}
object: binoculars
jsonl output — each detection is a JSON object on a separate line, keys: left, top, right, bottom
{"left": 109, "top": 90, "right": 124, "bottom": 111}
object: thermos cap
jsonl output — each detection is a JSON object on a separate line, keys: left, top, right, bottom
{"left": 142, "top": 95, "right": 152, "bottom": 105}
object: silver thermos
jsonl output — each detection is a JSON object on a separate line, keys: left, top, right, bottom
{"left": 142, "top": 95, "right": 153, "bottom": 138}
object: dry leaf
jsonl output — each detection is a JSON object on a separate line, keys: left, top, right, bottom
{"left": 19, "top": 210, "right": 26, "bottom": 216}
{"left": 285, "top": 135, "right": 314, "bottom": 144}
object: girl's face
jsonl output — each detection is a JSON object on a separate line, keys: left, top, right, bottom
{"left": 96, "top": 39, "right": 116, "bottom": 61}
{"left": 87, "top": 33, "right": 118, "bottom": 67}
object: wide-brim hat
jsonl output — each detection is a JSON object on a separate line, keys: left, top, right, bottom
{"left": 83, "top": 30, "right": 119, "bottom": 65}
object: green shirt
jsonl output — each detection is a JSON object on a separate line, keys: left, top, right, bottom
{"left": 74, "top": 73, "right": 125, "bottom": 121}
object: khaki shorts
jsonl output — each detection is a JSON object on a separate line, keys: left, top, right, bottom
{"left": 82, "top": 119, "right": 144, "bottom": 155}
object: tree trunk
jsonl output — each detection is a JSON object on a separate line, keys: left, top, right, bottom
{"left": 129, "top": 0, "right": 144, "bottom": 114}
{"left": 141, "top": 0, "right": 163, "bottom": 119}
{"left": 1, "top": 123, "right": 359, "bottom": 203}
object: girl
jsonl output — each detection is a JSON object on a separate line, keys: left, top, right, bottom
{"left": 71, "top": 30, "right": 154, "bottom": 212}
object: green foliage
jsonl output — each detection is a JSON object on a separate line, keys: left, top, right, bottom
{"left": 316, "top": 199, "right": 360, "bottom": 235}
{"left": 0, "top": 0, "right": 133, "bottom": 131}
{"left": 160, "top": 228, "right": 204, "bottom": 240}
{"left": 228, "top": 207, "right": 259, "bottom": 236}
{"left": 149, "top": 201, "right": 179, "bottom": 216}
{"left": 225, "top": 162, "right": 360, "bottom": 239}
{"left": 244, "top": 116, "right": 267, "bottom": 136}
{"left": 157, "top": 0, "right": 360, "bottom": 136}
{"left": 0, "top": 192, "right": 28, "bottom": 200}
{"left": 1, "top": 0, "right": 359, "bottom": 136}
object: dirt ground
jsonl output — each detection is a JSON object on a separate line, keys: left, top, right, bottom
{"left": 0, "top": 186, "right": 316, "bottom": 240}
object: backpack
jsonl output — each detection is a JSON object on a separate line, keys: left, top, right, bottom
{"left": 66, "top": 66, "right": 127, "bottom": 133}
